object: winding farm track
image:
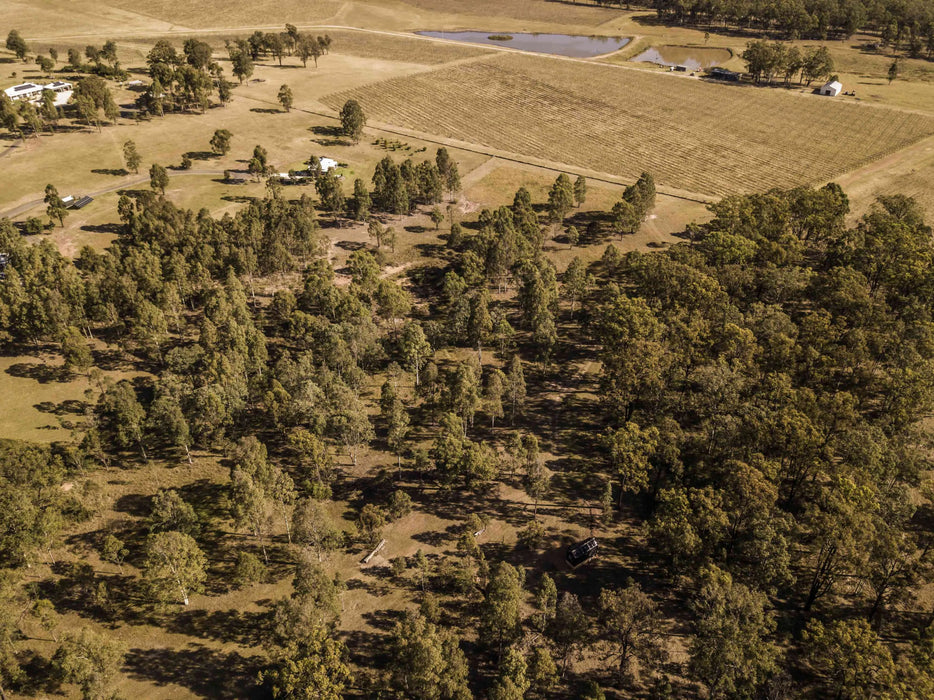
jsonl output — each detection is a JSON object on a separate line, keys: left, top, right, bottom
{"left": 0, "top": 170, "right": 226, "bottom": 219}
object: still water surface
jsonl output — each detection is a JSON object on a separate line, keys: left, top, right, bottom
{"left": 631, "top": 46, "right": 731, "bottom": 70}
{"left": 416, "top": 31, "right": 630, "bottom": 58}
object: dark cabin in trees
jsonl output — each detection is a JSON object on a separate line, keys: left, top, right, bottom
{"left": 566, "top": 537, "right": 598, "bottom": 568}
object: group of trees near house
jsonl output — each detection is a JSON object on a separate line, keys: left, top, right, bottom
{"left": 0, "top": 24, "right": 336, "bottom": 140}
{"left": 139, "top": 38, "right": 226, "bottom": 115}
{"left": 225, "top": 25, "right": 332, "bottom": 85}
{"left": 742, "top": 41, "right": 835, "bottom": 85}
{"left": 650, "top": 0, "right": 934, "bottom": 46}
{"left": 71, "top": 40, "right": 126, "bottom": 79}
{"left": 3, "top": 138, "right": 934, "bottom": 699}
{"left": 308, "top": 144, "right": 460, "bottom": 221}
{"left": 0, "top": 43, "right": 121, "bottom": 139}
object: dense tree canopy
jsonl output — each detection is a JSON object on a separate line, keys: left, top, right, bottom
{"left": 2, "top": 141, "right": 934, "bottom": 700}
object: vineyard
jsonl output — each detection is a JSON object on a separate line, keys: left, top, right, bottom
{"left": 323, "top": 52, "right": 934, "bottom": 196}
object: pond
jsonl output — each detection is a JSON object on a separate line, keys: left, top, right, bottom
{"left": 415, "top": 31, "right": 630, "bottom": 58}
{"left": 631, "top": 45, "right": 732, "bottom": 70}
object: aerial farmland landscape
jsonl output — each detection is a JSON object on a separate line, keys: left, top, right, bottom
{"left": 2, "top": 0, "right": 934, "bottom": 698}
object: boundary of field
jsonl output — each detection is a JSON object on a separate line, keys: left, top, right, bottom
{"left": 11, "top": 23, "right": 934, "bottom": 211}
{"left": 0, "top": 169, "right": 225, "bottom": 220}
{"left": 231, "top": 91, "right": 717, "bottom": 205}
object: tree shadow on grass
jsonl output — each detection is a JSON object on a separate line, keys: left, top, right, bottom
{"left": 34, "top": 398, "right": 89, "bottom": 415}
{"left": 16, "top": 651, "right": 61, "bottom": 696}
{"left": 342, "top": 628, "right": 394, "bottom": 671}
{"left": 124, "top": 644, "right": 266, "bottom": 699}
{"left": 310, "top": 125, "right": 342, "bottom": 138}
{"left": 90, "top": 347, "right": 132, "bottom": 371}
{"left": 335, "top": 240, "right": 366, "bottom": 252}
{"left": 113, "top": 492, "right": 152, "bottom": 518}
{"left": 91, "top": 168, "right": 129, "bottom": 177}
{"left": 311, "top": 137, "right": 346, "bottom": 148}
{"left": 183, "top": 150, "right": 216, "bottom": 161}
{"left": 80, "top": 223, "right": 122, "bottom": 234}
{"left": 165, "top": 607, "right": 273, "bottom": 647}
{"left": 221, "top": 195, "right": 258, "bottom": 204}
{"left": 5, "top": 361, "right": 70, "bottom": 383}
{"left": 177, "top": 478, "right": 232, "bottom": 523}
{"left": 250, "top": 107, "right": 281, "bottom": 114}
{"left": 39, "top": 562, "right": 154, "bottom": 627}
{"left": 414, "top": 242, "right": 445, "bottom": 259}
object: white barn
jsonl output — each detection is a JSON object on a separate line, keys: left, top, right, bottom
{"left": 820, "top": 80, "right": 842, "bottom": 97}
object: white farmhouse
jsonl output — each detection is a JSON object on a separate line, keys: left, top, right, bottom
{"left": 820, "top": 80, "right": 842, "bottom": 97}
{"left": 3, "top": 81, "right": 73, "bottom": 106}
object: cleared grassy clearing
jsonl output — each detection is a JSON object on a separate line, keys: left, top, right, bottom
{"left": 103, "top": 0, "right": 343, "bottom": 30}
{"left": 323, "top": 52, "right": 934, "bottom": 197}
{"left": 836, "top": 134, "right": 934, "bottom": 220}
{"left": 326, "top": 28, "right": 494, "bottom": 64}
{"left": 0, "top": 354, "right": 146, "bottom": 443}
{"left": 0, "top": 0, "right": 179, "bottom": 39}
{"left": 389, "top": 0, "right": 620, "bottom": 25}
{"left": 96, "top": 0, "right": 619, "bottom": 32}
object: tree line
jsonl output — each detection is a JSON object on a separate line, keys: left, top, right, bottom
{"left": 649, "top": 0, "right": 934, "bottom": 45}
{"left": 742, "top": 41, "right": 835, "bottom": 85}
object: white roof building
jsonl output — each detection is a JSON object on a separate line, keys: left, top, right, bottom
{"left": 820, "top": 80, "right": 842, "bottom": 97}
{"left": 320, "top": 157, "right": 339, "bottom": 172}
{"left": 3, "top": 81, "right": 73, "bottom": 106}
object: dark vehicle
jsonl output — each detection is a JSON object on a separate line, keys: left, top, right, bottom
{"left": 566, "top": 537, "right": 598, "bottom": 568}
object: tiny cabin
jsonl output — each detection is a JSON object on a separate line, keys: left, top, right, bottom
{"left": 820, "top": 80, "right": 842, "bottom": 97}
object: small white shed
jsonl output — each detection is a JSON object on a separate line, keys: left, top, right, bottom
{"left": 820, "top": 80, "right": 842, "bottom": 97}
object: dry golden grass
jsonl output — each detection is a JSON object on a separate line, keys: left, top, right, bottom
{"left": 93, "top": 0, "right": 619, "bottom": 32}
{"left": 0, "top": 353, "right": 146, "bottom": 443}
{"left": 326, "top": 29, "right": 494, "bottom": 64}
{"left": 0, "top": 0, "right": 179, "bottom": 39}
{"left": 388, "top": 0, "right": 621, "bottom": 25}
{"left": 322, "top": 51, "right": 934, "bottom": 197}
{"left": 102, "top": 0, "right": 343, "bottom": 30}
{"left": 835, "top": 134, "right": 934, "bottom": 220}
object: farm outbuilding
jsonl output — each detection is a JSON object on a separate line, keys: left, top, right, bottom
{"left": 820, "top": 80, "right": 843, "bottom": 97}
